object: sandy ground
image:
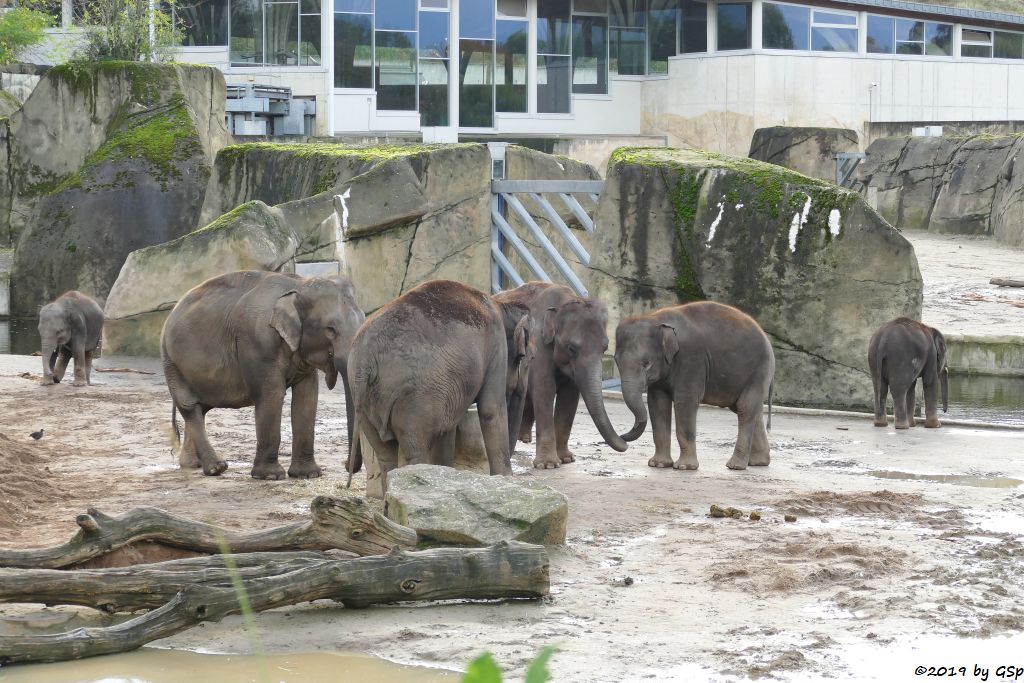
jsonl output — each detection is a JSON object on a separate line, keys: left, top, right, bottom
{"left": 1, "top": 352, "right": 1023, "bottom": 682}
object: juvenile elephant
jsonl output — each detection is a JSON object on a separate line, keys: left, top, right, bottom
{"left": 38, "top": 291, "right": 104, "bottom": 387}
{"left": 615, "top": 301, "right": 775, "bottom": 471}
{"left": 494, "top": 282, "right": 628, "bottom": 469}
{"left": 346, "top": 280, "right": 532, "bottom": 491}
{"left": 162, "top": 270, "right": 364, "bottom": 479}
{"left": 868, "top": 317, "right": 948, "bottom": 429}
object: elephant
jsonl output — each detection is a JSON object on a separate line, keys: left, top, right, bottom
{"left": 493, "top": 282, "right": 628, "bottom": 469}
{"left": 161, "top": 270, "right": 364, "bottom": 479}
{"left": 868, "top": 317, "right": 948, "bottom": 429}
{"left": 38, "top": 290, "right": 104, "bottom": 387}
{"left": 615, "top": 301, "right": 775, "bottom": 471}
{"left": 345, "top": 280, "right": 533, "bottom": 492}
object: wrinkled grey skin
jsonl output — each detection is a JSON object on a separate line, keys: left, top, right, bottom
{"left": 38, "top": 291, "right": 104, "bottom": 387}
{"left": 495, "top": 282, "right": 628, "bottom": 469}
{"left": 346, "top": 280, "right": 532, "bottom": 492}
{"left": 615, "top": 301, "right": 775, "bottom": 471}
{"left": 868, "top": 317, "right": 948, "bottom": 429}
{"left": 161, "top": 271, "right": 364, "bottom": 479}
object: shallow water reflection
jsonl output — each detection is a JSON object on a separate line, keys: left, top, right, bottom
{"left": 867, "top": 470, "right": 1023, "bottom": 489}
{"left": 0, "top": 318, "right": 39, "bottom": 355}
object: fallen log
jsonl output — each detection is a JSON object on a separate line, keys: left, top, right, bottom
{"left": 990, "top": 277, "right": 1024, "bottom": 288}
{"left": 0, "top": 541, "right": 549, "bottom": 665}
{"left": 0, "top": 496, "right": 417, "bottom": 569}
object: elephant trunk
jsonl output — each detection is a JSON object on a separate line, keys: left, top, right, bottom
{"left": 941, "top": 367, "right": 949, "bottom": 413}
{"left": 40, "top": 333, "right": 56, "bottom": 379}
{"left": 578, "top": 365, "right": 628, "bottom": 452}
{"left": 619, "top": 375, "right": 648, "bottom": 442}
{"left": 506, "top": 389, "right": 527, "bottom": 457}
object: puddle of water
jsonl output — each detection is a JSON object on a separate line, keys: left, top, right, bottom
{"left": 0, "top": 648, "right": 456, "bottom": 683}
{"left": 867, "top": 470, "right": 1023, "bottom": 489}
{"left": 966, "top": 511, "right": 1024, "bottom": 536}
{"left": 0, "top": 318, "right": 39, "bottom": 356}
{"left": 946, "top": 374, "right": 1024, "bottom": 426}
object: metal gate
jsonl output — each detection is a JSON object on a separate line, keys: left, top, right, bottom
{"left": 835, "top": 152, "right": 866, "bottom": 188}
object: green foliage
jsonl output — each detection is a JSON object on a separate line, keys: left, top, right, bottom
{"left": 462, "top": 646, "right": 558, "bottom": 683}
{"left": 76, "top": 0, "right": 179, "bottom": 62}
{"left": 0, "top": 7, "right": 51, "bottom": 65}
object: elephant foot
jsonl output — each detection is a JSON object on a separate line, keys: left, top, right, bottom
{"left": 907, "top": 417, "right": 917, "bottom": 428}
{"left": 724, "top": 455, "right": 748, "bottom": 470}
{"left": 518, "top": 429, "right": 532, "bottom": 444}
{"left": 202, "top": 460, "right": 228, "bottom": 476}
{"left": 557, "top": 450, "right": 576, "bottom": 464}
{"left": 924, "top": 419, "right": 942, "bottom": 429}
{"left": 648, "top": 454, "right": 674, "bottom": 468}
{"left": 748, "top": 453, "right": 770, "bottom": 467}
{"left": 873, "top": 419, "right": 888, "bottom": 427}
{"left": 673, "top": 458, "right": 699, "bottom": 471}
{"left": 39, "top": 377, "right": 55, "bottom": 386}
{"left": 251, "top": 462, "right": 286, "bottom": 480}
{"left": 533, "top": 456, "right": 561, "bottom": 469}
{"left": 894, "top": 423, "right": 910, "bottom": 430}
{"left": 288, "top": 462, "right": 323, "bottom": 479}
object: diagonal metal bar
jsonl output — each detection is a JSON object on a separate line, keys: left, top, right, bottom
{"left": 502, "top": 193, "right": 588, "bottom": 296}
{"left": 491, "top": 244, "right": 525, "bottom": 289}
{"left": 529, "top": 193, "right": 590, "bottom": 266}
{"left": 491, "top": 204, "right": 552, "bottom": 283}
{"left": 492, "top": 180, "right": 605, "bottom": 194}
{"left": 558, "top": 193, "right": 595, "bottom": 233}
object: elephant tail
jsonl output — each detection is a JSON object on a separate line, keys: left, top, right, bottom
{"left": 171, "top": 405, "right": 182, "bottom": 447}
{"left": 345, "top": 412, "right": 364, "bottom": 488}
{"left": 766, "top": 381, "right": 774, "bottom": 432}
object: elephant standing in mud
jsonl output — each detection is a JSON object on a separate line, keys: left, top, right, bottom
{"left": 161, "top": 271, "right": 364, "bottom": 479}
{"left": 868, "top": 317, "right": 948, "bottom": 429}
{"left": 38, "top": 291, "right": 104, "bottom": 387}
{"left": 345, "top": 280, "right": 533, "bottom": 491}
{"left": 615, "top": 301, "right": 775, "bottom": 471}
{"left": 494, "top": 282, "right": 628, "bottom": 469}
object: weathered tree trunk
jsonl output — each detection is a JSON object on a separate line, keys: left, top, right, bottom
{"left": 0, "top": 542, "right": 550, "bottom": 665}
{"left": 991, "top": 277, "right": 1024, "bottom": 287}
{"left": 0, "top": 496, "right": 417, "bottom": 569}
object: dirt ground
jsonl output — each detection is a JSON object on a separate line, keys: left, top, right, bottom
{"left": 1, "top": 352, "right": 1023, "bottom": 682}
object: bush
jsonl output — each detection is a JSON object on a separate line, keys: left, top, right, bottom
{"left": 0, "top": 7, "right": 52, "bottom": 65}
{"left": 77, "top": 0, "right": 178, "bottom": 62}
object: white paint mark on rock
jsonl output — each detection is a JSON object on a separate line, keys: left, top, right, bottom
{"left": 789, "top": 196, "right": 812, "bottom": 253}
{"left": 707, "top": 202, "right": 725, "bottom": 246}
{"left": 735, "top": 203, "right": 744, "bottom": 210}
{"left": 829, "top": 208, "right": 842, "bottom": 237}
{"left": 334, "top": 188, "right": 351, "bottom": 234}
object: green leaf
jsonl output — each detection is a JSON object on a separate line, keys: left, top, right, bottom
{"left": 524, "top": 645, "right": 558, "bottom": 683}
{"left": 462, "top": 653, "right": 503, "bottom": 683}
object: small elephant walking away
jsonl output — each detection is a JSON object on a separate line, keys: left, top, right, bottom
{"left": 868, "top": 317, "right": 948, "bottom": 429}
{"left": 615, "top": 301, "right": 775, "bottom": 471}
{"left": 161, "top": 271, "right": 364, "bottom": 479}
{"left": 494, "top": 282, "right": 629, "bottom": 469}
{"left": 346, "top": 280, "right": 532, "bottom": 492}
{"left": 38, "top": 291, "right": 104, "bottom": 387}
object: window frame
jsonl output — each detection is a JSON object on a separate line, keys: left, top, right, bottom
{"left": 994, "top": 29, "right": 1024, "bottom": 59}
{"left": 571, "top": 0, "right": 610, "bottom": 95}
{"left": 961, "top": 26, "right": 994, "bottom": 59}
{"left": 865, "top": 13, "right": 953, "bottom": 58}
{"left": 809, "top": 6, "right": 857, "bottom": 53}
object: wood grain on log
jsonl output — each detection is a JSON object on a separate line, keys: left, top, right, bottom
{"left": 0, "top": 542, "right": 549, "bottom": 665}
{"left": 0, "top": 497, "right": 417, "bottom": 569}
{"left": 990, "top": 277, "right": 1024, "bottom": 288}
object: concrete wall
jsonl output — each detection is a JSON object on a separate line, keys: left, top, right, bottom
{"left": 947, "top": 335, "right": 1024, "bottom": 378}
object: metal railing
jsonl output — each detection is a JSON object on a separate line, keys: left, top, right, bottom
{"left": 835, "top": 152, "right": 866, "bottom": 188}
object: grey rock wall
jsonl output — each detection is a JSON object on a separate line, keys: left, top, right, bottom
{"left": 749, "top": 126, "right": 859, "bottom": 182}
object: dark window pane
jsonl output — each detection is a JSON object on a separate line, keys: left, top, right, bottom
{"left": 811, "top": 26, "right": 855, "bottom": 52}
{"left": 230, "top": 0, "right": 263, "bottom": 65}
{"left": 376, "top": 0, "right": 416, "bottom": 30}
{"left": 419, "top": 59, "right": 449, "bottom": 125}
{"left": 717, "top": 2, "right": 751, "bottom": 51}
{"left": 176, "top": 0, "right": 228, "bottom": 46}
{"left": 680, "top": 0, "right": 705, "bottom": 52}
{"left": 336, "top": 0, "right": 372, "bottom": 11}
{"left": 460, "top": 0, "right": 495, "bottom": 39}
{"left": 926, "top": 23, "right": 951, "bottom": 55}
{"left": 610, "top": 0, "right": 645, "bottom": 27}
{"left": 575, "top": 0, "right": 607, "bottom": 12}
{"left": 866, "top": 15, "right": 893, "bottom": 53}
{"left": 995, "top": 31, "right": 1023, "bottom": 59}
{"left": 648, "top": 0, "right": 677, "bottom": 73}
{"left": 896, "top": 41, "right": 923, "bottom": 55}
{"left": 962, "top": 29, "right": 991, "bottom": 43}
{"left": 302, "top": 0, "right": 321, "bottom": 12}
{"left": 611, "top": 26, "right": 645, "bottom": 74}
{"left": 572, "top": 15, "right": 607, "bottom": 94}
{"left": 763, "top": 2, "right": 808, "bottom": 50}
{"left": 420, "top": 11, "right": 450, "bottom": 58}
{"left": 896, "top": 19, "right": 922, "bottom": 43}
{"left": 459, "top": 39, "right": 494, "bottom": 126}
{"left": 266, "top": 3, "right": 299, "bottom": 66}
{"left": 335, "top": 13, "right": 373, "bottom": 87}
{"left": 497, "top": 19, "right": 527, "bottom": 111}
{"left": 962, "top": 44, "right": 992, "bottom": 58}
{"left": 537, "top": 54, "right": 570, "bottom": 113}
{"left": 376, "top": 30, "right": 417, "bottom": 109}
{"left": 538, "top": 0, "right": 571, "bottom": 53}
{"left": 300, "top": 15, "right": 322, "bottom": 64}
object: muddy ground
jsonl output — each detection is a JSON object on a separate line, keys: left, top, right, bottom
{"left": 1, "top": 352, "right": 1023, "bottom": 682}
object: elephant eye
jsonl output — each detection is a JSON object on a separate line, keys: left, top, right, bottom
{"left": 566, "top": 343, "right": 579, "bottom": 358}
{"left": 325, "top": 325, "right": 338, "bottom": 337}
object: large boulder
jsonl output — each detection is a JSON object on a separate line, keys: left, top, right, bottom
{"left": 103, "top": 201, "right": 297, "bottom": 355}
{"left": 385, "top": 465, "right": 568, "bottom": 546}
{"left": 748, "top": 127, "right": 858, "bottom": 182}
{"left": 586, "top": 147, "right": 922, "bottom": 409}
{"left": 5, "top": 62, "right": 228, "bottom": 315}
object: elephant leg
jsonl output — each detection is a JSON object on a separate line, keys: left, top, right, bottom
{"left": 647, "top": 388, "right": 674, "bottom": 468}
{"left": 85, "top": 352, "right": 94, "bottom": 385}
{"left": 518, "top": 398, "right": 534, "bottom": 444}
{"left": 923, "top": 375, "right": 942, "bottom": 428}
{"left": 892, "top": 383, "right": 911, "bottom": 430}
{"left": 672, "top": 395, "right": 700, "bottom": 471}
{"left": 251, "top": 389, "right": 287, "bottom": 480}
{"left": 478, "top": 362, "right": 512, "bottom": 476}
{"left": 53, "top": 349, "right": 71, "bottom": 384}
{"left": 554, "top": 380, "right": 579, "bottom": 464}
{"left": 531, "top": 372, "right": 560, "bottom": 469}
{"left": 71, "top": 342, "right": 87, "bottom": 387}
{"left": 905, "top": 380, "right": 917, "bottom": 427}
{"left": 726, "top": 393, "right": 761, "bottom": 470}
{"left": 748, "top": 397, "right": 771, "bottom": 467}
{"left": 873, "top": 375, "right": 889, "bottom": 427}
{"left": 431, "top": 428, "right": 457, "bottom": 468}
{"left": 179, "top": 430, "right": 201, "bottom": 469}
{"left": 181, "top": 406, "right": 226, "bottom": 475}
{"left": 288, "top": 373, "right": 322, "bottom": 479}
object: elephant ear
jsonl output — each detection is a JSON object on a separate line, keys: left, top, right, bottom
{"left": 660, "top": 323, "right": 679, "bottom": 365}
{"left": 542, "top": 306, "right": 559, "bottom": 345}
{"left": 271, "top": 291, "right": 302, "bottom": 352}
{"left": 513, "top": 315, "right": 530, "bottom": 360}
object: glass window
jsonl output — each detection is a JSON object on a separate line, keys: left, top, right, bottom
{"left": 611, "top": 26, "right": 646, "bottom": 74}
{"left": 610, "top": 0, "right": 645, "bottom": 27}
{"left": 866, "top": 15, "right": 894, "bottom": 54}
{"left": 419, "top": 59, "right": 449, "bottom": 125}
{"left": 461, "top": 0, "right": 495, "bottom": 39}
{"left": 336, "top": 0, "right": 373, "bottom": 11}
{"left": 647, "top": 0, "right": 677, "bottom": 73}
{"left": 459, "top": 39, "right": 495, "bottom": 126}
{"left": 419, "top": 10, "right": 450, "bottom": 57}
{"left": 302, "top": 0, "right": 321, "bottom": 11}
{"left": 895, "top": 18, "right": 923, "bottom": 54}
{"left": 814, "top": 11, "right": 855, "bottom": 26}
{"left": 266, "top": 3, "right": 300, "bottom": 66}
{"left": 174, "top": 0, "right": 229, "bottom": 47}
{"left": 679, "top": 0, "right": 705, "bottom": 53}
{"left": 762, "top": 2, "right": 809, "bottom": 51}
{"left": 497, "top": 0, "right": 527, "bottom": 17}
{"left": 537, "top": 55, "right": 571, "bottom": 113}
{"left": 421, "top": 0, "right": 448, "bottom": 7}
{"left": 717, "top": 2, "right": 751, "bottom": 51}
{"left": 572, "top": 15, "right": 608, "bottom": 94}
{"left": 230, "top": 0, "right": 263, "bottom": 65}
{"left": 538, "top": 0, "right": 572, "bottom": 54}
{"left": 335, "top": 12, "right": 373, "bottom": 87}
{"left": 962, "top": 28, "right": 992, "bottom": 58}
{"left": 376, "top": 30, "right": 417, "bottom": 109}
{"left": 376, "top": 0, "right": 416, "bottom": 30}
{"left": 995, "top": 31, "right": 1024, "bottom": 59}
{"left": 300, "top": 14, "right": 322, "bottom": 65}
{"left": 926, "top": 22, "right": 951, "bottom": 56}
{"left": 811, "top": 8, "right": 856, "bottom": 52}
{"left": 496, "top": 19, "right": 528, "bottom": 111}
{"left": 575, "top": 0, "right": 607, "bottom": 12}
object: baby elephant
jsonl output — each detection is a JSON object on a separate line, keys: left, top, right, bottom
{"left": 615, "top": 301, "right": 775, "bottom": 470}
{"left": 38, "top": 290, "right": 104, "bottom": 387}
{"left": 868, "top": 317, "right": 948, "bottom": 429}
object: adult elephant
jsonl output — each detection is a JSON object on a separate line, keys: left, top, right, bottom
{"left": 345, "top": 280, "right": 532, "bottom": 491}
{"left": 161, "top": 270, "right": 364, "bottom": 479}
{"left": 615, "top": 301, "right": 775, "bottom": 471}
{"left": 38, "top": 291, "right": 105, "bottom": 387}
{"left": 868, "top": 317, "right": 948, "bottom": 429}
{"left": 494, "top": 282, "right": 628, "bottom": 469}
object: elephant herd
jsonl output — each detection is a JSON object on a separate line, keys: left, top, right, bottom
{"left": 36, "top": 274, "right": 949, "bottom": 491}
